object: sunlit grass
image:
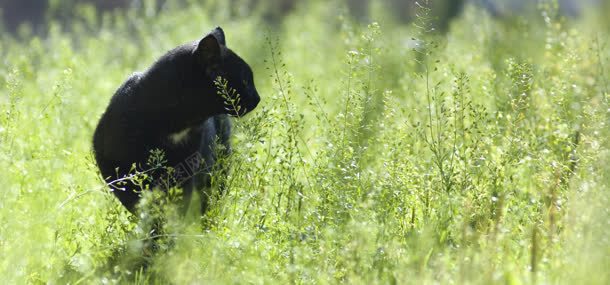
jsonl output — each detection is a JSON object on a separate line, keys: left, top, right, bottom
{"left": 0, "top": 0, "right": 608, "bottom": 283}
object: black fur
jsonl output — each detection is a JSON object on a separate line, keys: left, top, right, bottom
{"left": 93, "top": 27, "right": 260, "bottom": 213}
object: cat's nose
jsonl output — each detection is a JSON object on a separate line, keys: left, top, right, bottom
{"left": 252, "top": 94, "right": 260, "bottom": 108}
{"left": 240, "top": 93, "right": 259, "bottom": 116}
{"left": 249, "top": 93, "right": 260, "bottom": 111}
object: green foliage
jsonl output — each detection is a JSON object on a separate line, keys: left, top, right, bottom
{"left": 1, "top": 0, "right": 609, "bottom": 284}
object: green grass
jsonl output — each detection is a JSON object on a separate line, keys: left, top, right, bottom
{"left": 1, "top": 0, "right": 609, "bottom": 283}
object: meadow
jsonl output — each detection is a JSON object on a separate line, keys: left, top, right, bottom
{"left": 0, "top": 0, "right": 609, "bottom": 283}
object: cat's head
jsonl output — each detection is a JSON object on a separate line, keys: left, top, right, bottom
{"left": 193, "top": 27, "right": 260, "bottom": 117}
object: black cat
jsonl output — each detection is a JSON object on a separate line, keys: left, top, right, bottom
{"left": 93, "top": 27, "right": 260, "bottom": 213}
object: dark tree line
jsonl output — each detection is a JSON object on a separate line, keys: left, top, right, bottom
{"left": 224, "top": 0, "right": 465, "bottom": 31}
{"left": 2, "top": 0, "right": 599, "bottom": 35}
{"left": 0, "top": 0, "right": 169, "bottom": 34}
{"left": 346, "top": 0, "right": 465, "bottom": 32}
{"left": 1, "top": 0, "right": 467, "bottom": 34}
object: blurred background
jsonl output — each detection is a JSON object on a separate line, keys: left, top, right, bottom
{"left": 1, "top": 0, "right": 607, "bottom": 36}
{"left": 0, "top": 0, "right": 608, "bottom": 283}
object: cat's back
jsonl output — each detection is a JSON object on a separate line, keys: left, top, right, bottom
{"left": 112, "top": 72, "right": 143, "bottom": 101}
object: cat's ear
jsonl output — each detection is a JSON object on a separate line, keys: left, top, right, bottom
{"left": 212, "top": 26, "right": 226, "bottom": 46}
{"left": 193, "top": 33, "right": 222, "bottom": 68}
